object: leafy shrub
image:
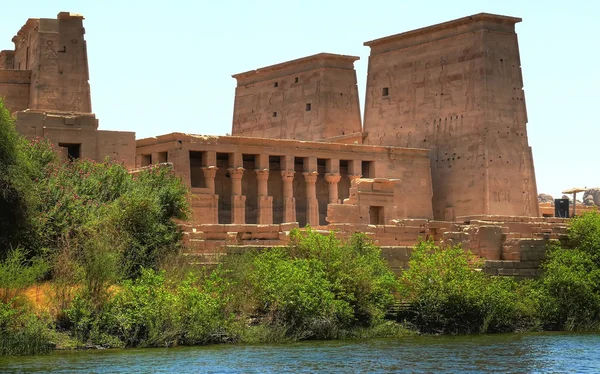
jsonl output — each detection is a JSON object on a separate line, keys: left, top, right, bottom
{"left": 248, "top": 248, "right": 352, "bottom": 339}
{"left": 0, "top": 100, "right": 39, "bottom": 256}
{"left": 400, "top": 240, "right": 541, "bottom": 334}
{"left": 540, "top": 245, "right": 600, "bottom": 330}
{"left": 288, "top": 229, "right": 398, "bottom": 325}
{"left": 30, "top": 157, "right": 189, "bottom": 278}
{"left": 67, "top": 268, "right": 232, "bottom": 348}
{"left": 225, "top": 230, "right": 398, "bottom": 340}
{"left": 0, "top": 302, "right": 52, "bottom": 356}
{"left": 568, "top": 211, "right": 600, "bottom": 265}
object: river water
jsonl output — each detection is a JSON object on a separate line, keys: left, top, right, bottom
{"left": 1, "top": 333, "right": 599, "bottom": 373}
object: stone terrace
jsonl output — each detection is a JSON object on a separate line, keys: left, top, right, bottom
{"left": 180, "top": 215, "right": 568, "bottom": 278}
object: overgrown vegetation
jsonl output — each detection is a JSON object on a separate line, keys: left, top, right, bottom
{"left": 3, "top": 95, "right": 600, "bottom": 356}
{"left": 225, "top": 230, "right": 399, "bottom": 340}
{"left": 399, "top": 241, "right": 546, "bottom": 334}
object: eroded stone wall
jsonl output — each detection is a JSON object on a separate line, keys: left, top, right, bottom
{"left": 15, "top": 110, "right": 135, "bottom": 168}
{"left": 10, "top": 13, "right": 92, "bottom": 113}
{"left": 232, "top": 53, "right": 362, "bottom": 142}
{"left": 181, "top": 215, "right": 568, "bottom": 278}
{"left": 0, "top": 70, "right": 30, "bottom": 113}
{"left": 362, "top": 14, "right": 539, "bottom": 220}
{"left": 136, "top": 133, "right": 434, "bottom": 226}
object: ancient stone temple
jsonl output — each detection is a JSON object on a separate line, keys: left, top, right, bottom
{"left": 0, "top": 12, "right": 135, "bottom": 167}
{"left": 231, "top": 53, "right": 363, "bottom": 143}
{"left": 137, "top": 13, "right": 539, "bottom": 225}
{"left": 3, "top": 11, "right": 567, "bottom": 277}
{"left": 362, "top": 14, "right": 539, "bottom": 220}
{"left": 136, "top": 134, "right": 434, "bottom": 226}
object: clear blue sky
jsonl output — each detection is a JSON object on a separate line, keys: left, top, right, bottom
{"left": 1, "top": 0, "right": 598, "bottom": 199}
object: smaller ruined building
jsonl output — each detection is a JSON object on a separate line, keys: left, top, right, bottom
{"left": 0, "top": 12, "right": 135, "bottom": 167}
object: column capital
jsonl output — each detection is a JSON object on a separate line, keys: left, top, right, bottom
{"left": 303, "top": 171, "right": 318, "bottom": 184}
{"left": 255, "top": 168, "right": 270, "bottom": 180}
{"left": 228, "top": 167, "right": 245, "bottom": 179}
{"left": 348, "top": 174, "right": 362, "bottom": 181}
{"left": 281, "top": 170, "right": 295, "bottom": 181}
{"left": 201, "top": 166, "right": 218, "bottom": 179}
{"left": 324, "top": 173, "right": 341, "bottom": 184}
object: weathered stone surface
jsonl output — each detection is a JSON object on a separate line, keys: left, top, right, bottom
{"left": 137, "top": 134, "right": 434, "bottom": 225}
{"left": 231, "top": 53, "right": 362, "bottom": 143}
{"left": 362, "top": 14, "right": 538, "bottom": 219}
{"left": 1, "top": 13, "right": 135, "bottom": 168}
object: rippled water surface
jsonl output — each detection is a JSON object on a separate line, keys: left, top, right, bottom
{"left": 2, "top": 333, "right": 600, "bottom": 373}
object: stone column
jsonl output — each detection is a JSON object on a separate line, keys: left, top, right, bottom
{"left": 303, "top": 171, "right": 319, "bottom": 227}
{"left": 256, "top": 169, "right": 273, "bottom": 224}
{"left": 348, "top": 174, "right": 362, "bottom": 186}
{"left": 281, "top": 170, "right": 296, "bottom": 223}
{"left": 200, "top": 166, "right": 219, "bottom": 223}
{"left": 325, "top": 173, "right": 341, "bottom": 204}
{"left": 228, "top": 167, "right": 245, "bottom": 224}
{"left": 151, "top": 152, "right": 160, "bottom": 165}
{"left": 201, "top": 166, "right": 218, "bottom": 194}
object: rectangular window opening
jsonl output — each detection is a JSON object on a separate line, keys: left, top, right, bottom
{"left": 361, "top": 160, "right": 374, "bottom": 178}
{"left": 369, "top": 206, "right": 384, "bottom": 225}
{"left": 273, "top": 112, "right": 277, "bottom": 117}
{"left": 216, "top": 152, "right": 230, "bottom": 168}
{"left": 305, "top": 103, "right": 311, "bottom": 111}
{"left": 140, "top": 154, "right": 151, "bottom": 166}
{"left": 274, "top": 82, "right": 278, "bottom": 87}
{"left": 157, "top": 151, "right": 168, "bottom": 163}
{"left": 189, "top": 151, "right": 206, "bottom": 188}
{"left": 269, "top": 155, "right": 282, "bottom": 171}
{"left": 382, "top": 87, "right": 389, "bottom": 97}
{"left": 294, "top": 77, "right": 299, "bottom": 83}
{"left": 59, "top": 143, "right": 81, "bottom": 161}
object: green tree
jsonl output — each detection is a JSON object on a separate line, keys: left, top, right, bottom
{"left": 568, "top": 211, "right": 600, "bottom": 265}
{"left": 540, "top": 243, "right": 600, "bottom": 330}
{"left": 0, "top": 99, "right": 32, "bottom": 257}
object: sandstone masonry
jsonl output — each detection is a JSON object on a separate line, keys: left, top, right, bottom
{"left": 1, "top": 12, "right": 558, "bottom": 277}
{"left": 0, "top": 12, "right": 135, "bottom": 167}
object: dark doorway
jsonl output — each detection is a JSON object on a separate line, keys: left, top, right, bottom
{"left": 189, "top": 151, "right": 205, "bottom": 188}
{"left": 58, "top": 143, "right": 81, "bottom": 161}
{"left": 369, "top": 206, "right": 384, "bottom": 225}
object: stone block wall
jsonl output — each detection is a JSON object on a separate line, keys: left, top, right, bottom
{"left": 0, "top": 70, "right": 30, "bottom": 113}
{"left": 231, "top": 53, "right": 362, "bottom": 142}
{"left": 14, "top": 110, "right": 135, "bottom": 168}
{"left": 362, "top": 14, "right": 539, "bottom": 220}
{"left": 6, "top": 12, "right": 92, "bottom": 114}
{"left": 181, "top": 215, "right": 569, "bottom": 278}
{"left": 136, "top": 133, "right": 434, "bottom": 227}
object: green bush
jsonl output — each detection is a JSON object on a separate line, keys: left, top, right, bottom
{"left": 224, "top": 230, "right": 399, "bottom": 340}
{"left": 540, "top": 245, "right": 600, "bottom": 330}
{"left": 248, "top": 248, "right": 352, "bottom": 339}
{"left": 400, "top": 240, "right": 541, "bottom": 334}
{"left": 288, "top": 229, "right": 398, "bottom": 325}
{"left": 568, "top": 211, "right": 600, "bottom": 264}
{"left": 31, "top": 157, "right": 189, "bottom": 278}
{"left": 0, "top": 100, "right": 40, "bottom": 257}
{"left": 0, "top": 301, "right": 52, "bottom": 356}
{"left": 67, "top": 268, "right": 232, "bottom": 348}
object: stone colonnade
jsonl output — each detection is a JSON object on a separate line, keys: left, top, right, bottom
{"left": 197, "top": 151, "right": 365, "bottom": 225}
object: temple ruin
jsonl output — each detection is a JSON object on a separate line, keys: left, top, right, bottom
{"left": 1, "top": 12, "right": 571, "bottom": 277}
{"left": 0, "top": 12, "right": 135, "bottom": 167}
